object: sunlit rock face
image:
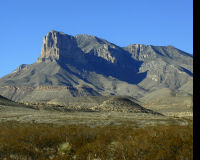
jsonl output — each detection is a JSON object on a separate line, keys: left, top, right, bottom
{"left": 0, "top": 30, "right": 193, "bottom": 103}
{"left": 37, "top": 30, "right": 86, "bottom": 65}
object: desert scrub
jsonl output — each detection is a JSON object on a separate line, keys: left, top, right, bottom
{"left": 0, "top": 121, "right": 193, "bottom": 160}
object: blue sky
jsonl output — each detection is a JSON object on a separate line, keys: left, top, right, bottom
{"left": 0, "top": 0, "right": 193, "bottom": 78}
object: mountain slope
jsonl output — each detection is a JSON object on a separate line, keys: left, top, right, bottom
{"left": 124, "top": 44, "right": 193, "bottom": 91}
{"left": 0, "top": 94, "right": 20, "bottom": 106}
{"left": 0, "top": 30, "right": 193, "bottom": 104}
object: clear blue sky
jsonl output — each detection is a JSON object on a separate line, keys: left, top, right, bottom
{"left": 0, "top": 0, "right": 193, "bottom": 78}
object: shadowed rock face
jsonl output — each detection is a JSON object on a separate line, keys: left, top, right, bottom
{"left": 0, "top": 30, "right": 193, "bottom": 103}
{"left": 124, "top": 44, "right": 193, "bottom": 91}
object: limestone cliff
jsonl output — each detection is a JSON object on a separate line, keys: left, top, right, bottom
{"left": 0, "top": 30, "right": 193, "bottom": 104}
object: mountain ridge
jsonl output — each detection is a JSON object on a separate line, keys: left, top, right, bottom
{"left": 0, "top": 30, "right": 193, "bottom": 105}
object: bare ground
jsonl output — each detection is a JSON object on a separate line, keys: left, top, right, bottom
{"left": 0, "top": 104, "right": 192, "bottom": 127}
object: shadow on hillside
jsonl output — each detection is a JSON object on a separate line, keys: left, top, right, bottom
{"left": 180, "top": 67, "right": 193, "bottom": 76}
{"left": 59, "top": 49, "right": 147, "bottom": 85}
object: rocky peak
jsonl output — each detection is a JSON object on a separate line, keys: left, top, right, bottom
{"left": 125, "top": 44, "right": 193, "bottom": 63}
{"left": 36, "top": 30, "right": 86, "bottom": 64}
{"left": 124, "top": 44, "right": 158, "bottom": 61}
{"left": 37, "top": 31, "right": 131, "bottom": 65}
{"left": 10, "top": 64, "right": 30, "bottom": 74}
{"left": 75, "top": 34, "right": 127, "bottom": 64}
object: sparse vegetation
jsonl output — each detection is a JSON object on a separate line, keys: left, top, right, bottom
{"left": 0, "top": 121, "right": 193, "bottom": 160}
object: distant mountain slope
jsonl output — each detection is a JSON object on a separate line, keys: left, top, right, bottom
{"left": 0, "top": 95, "right": 18, "bottom": 106}
{"left": 0, "top": 30, "right": 193, "bottom": 104}
{"left": 124, "top": 44, "right": 193, "bottom": 91}
{"left": 139, "top": 88, "right": 192, "bottom": 104}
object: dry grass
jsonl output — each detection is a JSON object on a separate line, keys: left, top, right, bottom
{"left": 0, "top": 121, "right": 193, "bottom": 160}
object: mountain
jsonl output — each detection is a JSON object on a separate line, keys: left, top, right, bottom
{"left": 0, "top": 30, "right": 193, "bottom": 105}
{"left": 0, "top": 94, "right": 20, "bottom": 106}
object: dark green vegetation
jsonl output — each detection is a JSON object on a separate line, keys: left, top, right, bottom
{"left": 0, "top": 121, "right": 193, "bottom": 160}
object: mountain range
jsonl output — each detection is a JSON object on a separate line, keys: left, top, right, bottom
{"left": 0, "top": 30, "right": 193, "bottom": 106}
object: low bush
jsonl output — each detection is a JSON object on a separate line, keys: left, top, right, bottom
{"left": 0, "top": 121, "right": 193, "bottom": 160}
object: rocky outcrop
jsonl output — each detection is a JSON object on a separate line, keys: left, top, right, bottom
{"left": 90, "top": 96, "right": 162, "bottom": 114}
{"left": 0, "top": 30, "right": 193, "bottom": 104}
{"left": 124, "top": 44, "right": 193, "bottom": 90}
{"left": 36, "top": 30, "right": 86, "bottom": 65}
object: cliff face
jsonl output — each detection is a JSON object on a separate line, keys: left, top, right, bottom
{"left": 0, "top": 30, "right": 193, "bottom": 103}
{"left": 37, "top": 30, "right": 86, "bottom": 65}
